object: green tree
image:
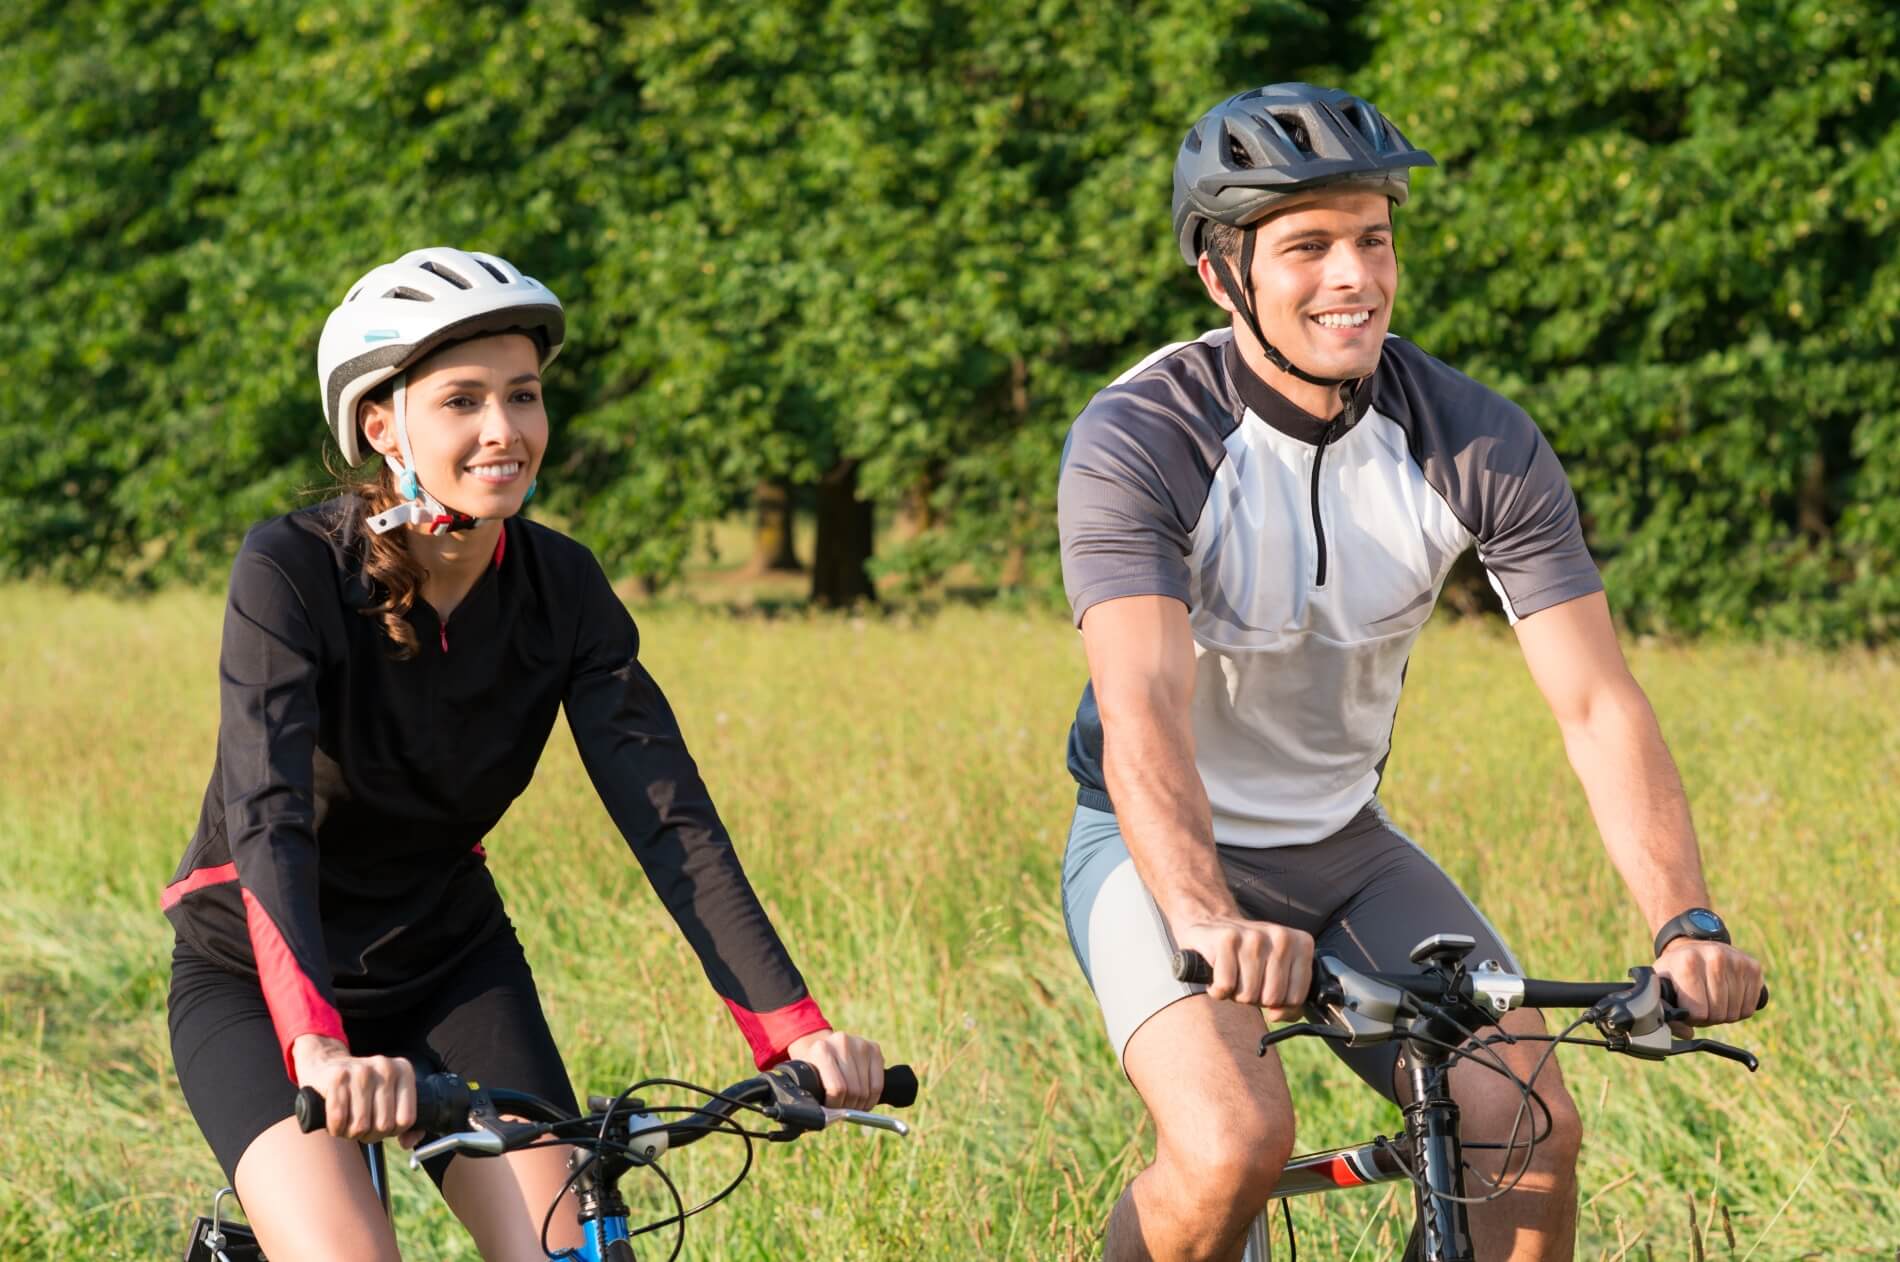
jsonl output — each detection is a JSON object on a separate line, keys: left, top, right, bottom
{"left": 1362, "top": 0, "right": 1900, "bottom": 639}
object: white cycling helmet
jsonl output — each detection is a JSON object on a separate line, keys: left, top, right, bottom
{"left": 317, "top": 247, "right": 565, "bottom": 534}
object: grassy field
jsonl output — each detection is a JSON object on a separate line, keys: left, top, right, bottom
{"left": 0, "top": 581, "right": 1895, "bottom": 1260}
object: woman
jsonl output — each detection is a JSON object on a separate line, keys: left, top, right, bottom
{"left": 163, "top": 247, "right": 885, "bottom": 1261}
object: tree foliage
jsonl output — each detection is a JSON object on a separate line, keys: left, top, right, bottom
{"left": 1366, "top": 0, "right": 1900, "bottom": 638}
{"left": 3, "top": 0, "right": 1896, "bottom": 639}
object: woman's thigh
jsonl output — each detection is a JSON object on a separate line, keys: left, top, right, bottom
{"left": 407, "top": 923, "right": 585, "bottom": 1255}
{"left": 169, "top": 940, "right": 396, "bottom": 1258}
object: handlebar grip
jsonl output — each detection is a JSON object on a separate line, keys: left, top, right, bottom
{"left": 879, "top": 1065, "right": 919, "bottom": 1109}
{"left": 293, "top": 1067, "right": 471, "bottom": 1135}
{"left": 1656, "top": 977, "right": 1770, "bottom": 1015}
{"left": 1171, "top": 949, "right": 1214, "bottom": 985}
{"left": 778, "top": 1059, "right": 920, "bottom": 1107}
{"left": 294, "top": 1085, "right": 325, "bottom": 1134}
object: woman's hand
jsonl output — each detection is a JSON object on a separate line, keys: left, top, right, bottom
{"left": 290, "top": 1034, "right": 420, "bottom": 1145}
{"left": 785, "top": 1028, "right": 885, "bottom": 1111}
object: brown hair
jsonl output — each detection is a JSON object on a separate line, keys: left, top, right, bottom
{"left": 324, "top": 377, "right": 428, "bottom": 659}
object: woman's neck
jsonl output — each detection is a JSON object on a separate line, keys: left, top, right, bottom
{"left": 407, "top": 518, "right": 503, "bottom": 622}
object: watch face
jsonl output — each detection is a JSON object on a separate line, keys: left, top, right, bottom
{"left": 1688, "top": 909, "right": 1724, "bottom": 934}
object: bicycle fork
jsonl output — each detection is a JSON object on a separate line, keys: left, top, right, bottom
{"left": 1239, "top": 1038, "right": 1473, "bottom": 1262}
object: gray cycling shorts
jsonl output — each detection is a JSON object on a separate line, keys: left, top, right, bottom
{"left": 1060, "top": 799, "right": 1520, "bottom": 1103}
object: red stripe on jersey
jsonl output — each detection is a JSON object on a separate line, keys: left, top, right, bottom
{"left": 493, "top": 522, "right": 506, "bottom": 569}
{"left": 242, "top": 888, "right": 348, "bottom": 1084}
{"left": 723, "top": 995, "right": 831, "bottom": 1070}
{"left": 159, "top": 862, "right": 238, "bottom": 911}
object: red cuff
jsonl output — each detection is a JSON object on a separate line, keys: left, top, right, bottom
{"left": 242, "top": 888, "right": 348, "bottom": 1084}
{"left": 723, "top": 995, "right": 831, "bottom": 1070}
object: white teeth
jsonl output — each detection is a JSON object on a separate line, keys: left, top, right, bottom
{"left": 1314, "top": 311, "right": 1371, "bottom": 328}
{"left": 469, "top": 461, "right": 521, "bottom": 479}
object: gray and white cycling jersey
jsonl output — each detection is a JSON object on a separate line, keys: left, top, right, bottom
{"left": 1058, "top": 328, "right": 1602, "bottom": 848}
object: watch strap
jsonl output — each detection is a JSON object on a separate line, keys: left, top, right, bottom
{"left": 1653, "top": 907, "right": 1731, "bottom": 957}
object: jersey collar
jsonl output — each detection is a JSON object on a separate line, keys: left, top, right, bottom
{"left": 1224, "top": 336, "right": 1373, "bottom": 446}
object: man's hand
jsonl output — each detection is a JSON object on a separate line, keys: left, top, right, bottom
{"left": 1175, "top": 917, "right": 1314, "bottom": 1022}
{"left": 786, "top": 1028, "right": 885, "bottom": 1111}
{"left": 1653, "top": 940, "right": 1764, "bottom": 1027}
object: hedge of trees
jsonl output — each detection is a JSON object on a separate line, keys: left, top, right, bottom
{"left": 4, "top": 0, "right": 1896, "bottom": 638}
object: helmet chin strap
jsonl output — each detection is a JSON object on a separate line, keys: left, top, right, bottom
{"left": 1207, "top": 226, "right": 1357, "bottom": 394}
{"left": 366, "top": 373, "right": 483, "bottom": 536}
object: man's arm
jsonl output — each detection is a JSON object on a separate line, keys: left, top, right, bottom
{"left": 1513, "top": 590, "right": 1763, "bottom": 1026}
{"left": 1081, "top": 594, "right": 1312, "bottom": 1019}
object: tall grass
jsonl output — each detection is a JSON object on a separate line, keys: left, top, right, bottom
{"left": 0, "top": 583, "right": 1893, "bottom": 1259}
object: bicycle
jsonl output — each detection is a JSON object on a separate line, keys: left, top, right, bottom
{"left": 1172, "top": 932, "right": 1766, "bottom": 1262}
{"left": 180, "top": 1058, "right": 919, "bottom": 1261}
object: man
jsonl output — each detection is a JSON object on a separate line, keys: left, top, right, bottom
{"left": 1057, "top": 83, "right": 1764, "bottom": 1261}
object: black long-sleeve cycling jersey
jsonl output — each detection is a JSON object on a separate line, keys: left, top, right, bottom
{"left": 162, "top": 498, "right": 827, "bottom": 1083}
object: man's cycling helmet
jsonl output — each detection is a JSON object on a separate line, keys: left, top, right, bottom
{"left": 1173, "top": 84, "right": 1435, "bottom": 268}
{"left": 1172, "top": 85, "right": 1433, "bottom": 388}
{"left": 318, "top": 246, "right": 565, "bottom": 466}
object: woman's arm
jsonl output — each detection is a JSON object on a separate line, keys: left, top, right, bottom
{"left": 216, "top": 540, "right": 352, "bottom": 1081}
{"left": 562, "top": 557, "right": 830, "bottom": 1069}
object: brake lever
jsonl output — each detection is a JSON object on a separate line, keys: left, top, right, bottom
{"left": 1257, "top": 1023, "right": 1355, "bottom": 1056}
{"left": 407, "top": 1087, "right": 547, "bottom": 1169}
{"left": 824, "top": 1107, "right": 910, "bottom": 1136}
{"left": 410, "top": 1128, "right": 506, "bottom": 1168}
{"left": 1668, "top": 1037, "right": 1759, "bottom": 1072}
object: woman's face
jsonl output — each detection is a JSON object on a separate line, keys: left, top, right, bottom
{"left": 360, "top": 333, "right": 547, "bottom": 519}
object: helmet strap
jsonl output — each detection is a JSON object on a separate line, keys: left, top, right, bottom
{"left": 1209, "top": 227, "right": 1356, "bottom": 394}
{"left": 365, "top": 372, "right": 483, "bottom": 536}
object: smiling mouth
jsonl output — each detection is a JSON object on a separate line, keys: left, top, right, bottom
{"left": 466, "top": 461, "right": 524, "bottom": 483}
{"left": 1311, "top": 309, "right": 1374, "bottom": 330}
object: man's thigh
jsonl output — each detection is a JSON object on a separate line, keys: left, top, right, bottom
{"left": 1062, "top": 799, "right": 1292, "bottom": 1104}
{"left": 1221, "top": 802, "right": 1522, "bottom": 1102}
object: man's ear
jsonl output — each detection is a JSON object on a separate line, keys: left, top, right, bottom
{"left": 1196, "top": 252, "right": 1239, "bottom": 315}
{"left": 358, "top": 397, "right": 399, "bottom": 460}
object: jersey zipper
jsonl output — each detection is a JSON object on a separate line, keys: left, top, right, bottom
{"left": 1310, "top": 423, "right": 1335, "bottom": 588}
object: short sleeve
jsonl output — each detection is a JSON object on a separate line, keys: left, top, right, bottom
{"left": 1477, "top": 429, "right": 1604, "bottom": 622}
{"left": 1057, "top": 406, "right": 1210, "bottom": 626}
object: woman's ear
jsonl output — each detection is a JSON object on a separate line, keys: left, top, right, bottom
{"left": 358, "top": 396, "right": 399, "bottom": 460}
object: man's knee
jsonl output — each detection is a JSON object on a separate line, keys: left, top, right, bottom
{"left": 1158, "top": 1096, "right": 1296, "bottom": 1216}
{"left": 1461, "top": 1070, "right": 1582, "bottom": 1186}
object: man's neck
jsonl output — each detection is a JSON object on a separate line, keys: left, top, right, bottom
{"left": 1230, "top": 322, "right": 1348, "bottom": 421}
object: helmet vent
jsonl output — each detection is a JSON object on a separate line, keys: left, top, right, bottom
{"left": 383, "top": 286, "right": 434, "bottom": 302}
{"left": 419, "top": 260, "right": 473, "bottom": 289}
{"left": 1272, "top": 113, "right": 1314, "bottom": 157}
{"left": 475, "top": 258, "right": 509, "bottom": 284}
{"left": 1224, "top": 127, "right": 1255, "bottom": 169}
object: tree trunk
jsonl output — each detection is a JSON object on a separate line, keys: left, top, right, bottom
{"left": 748, "top": 478, "right": 801, "bottom": 573}
{"left": 811, "top": 459, "right": 876, "bottom": 608}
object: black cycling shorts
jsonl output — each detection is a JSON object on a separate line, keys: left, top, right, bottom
{"left": 168, "top": 922, "right": 577, "bottom": 1187}
{"left": 1062, "top": 797, "right": 1523, "bottom": 1101}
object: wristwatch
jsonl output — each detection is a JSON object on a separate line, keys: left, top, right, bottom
{"left": 1653, "top": 907, "right": 1731, "bottom": 957}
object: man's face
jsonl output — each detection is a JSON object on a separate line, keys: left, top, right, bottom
{"left": 1217, "top": 190, "right": 1399, "bottom": 383}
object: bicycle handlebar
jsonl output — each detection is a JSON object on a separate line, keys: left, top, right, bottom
{"left": 1169, "top": 948, "right": 1767, "bottom": 1019}
{"left": 294, "top": 1060, "right": 919, "bottom": 1138}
